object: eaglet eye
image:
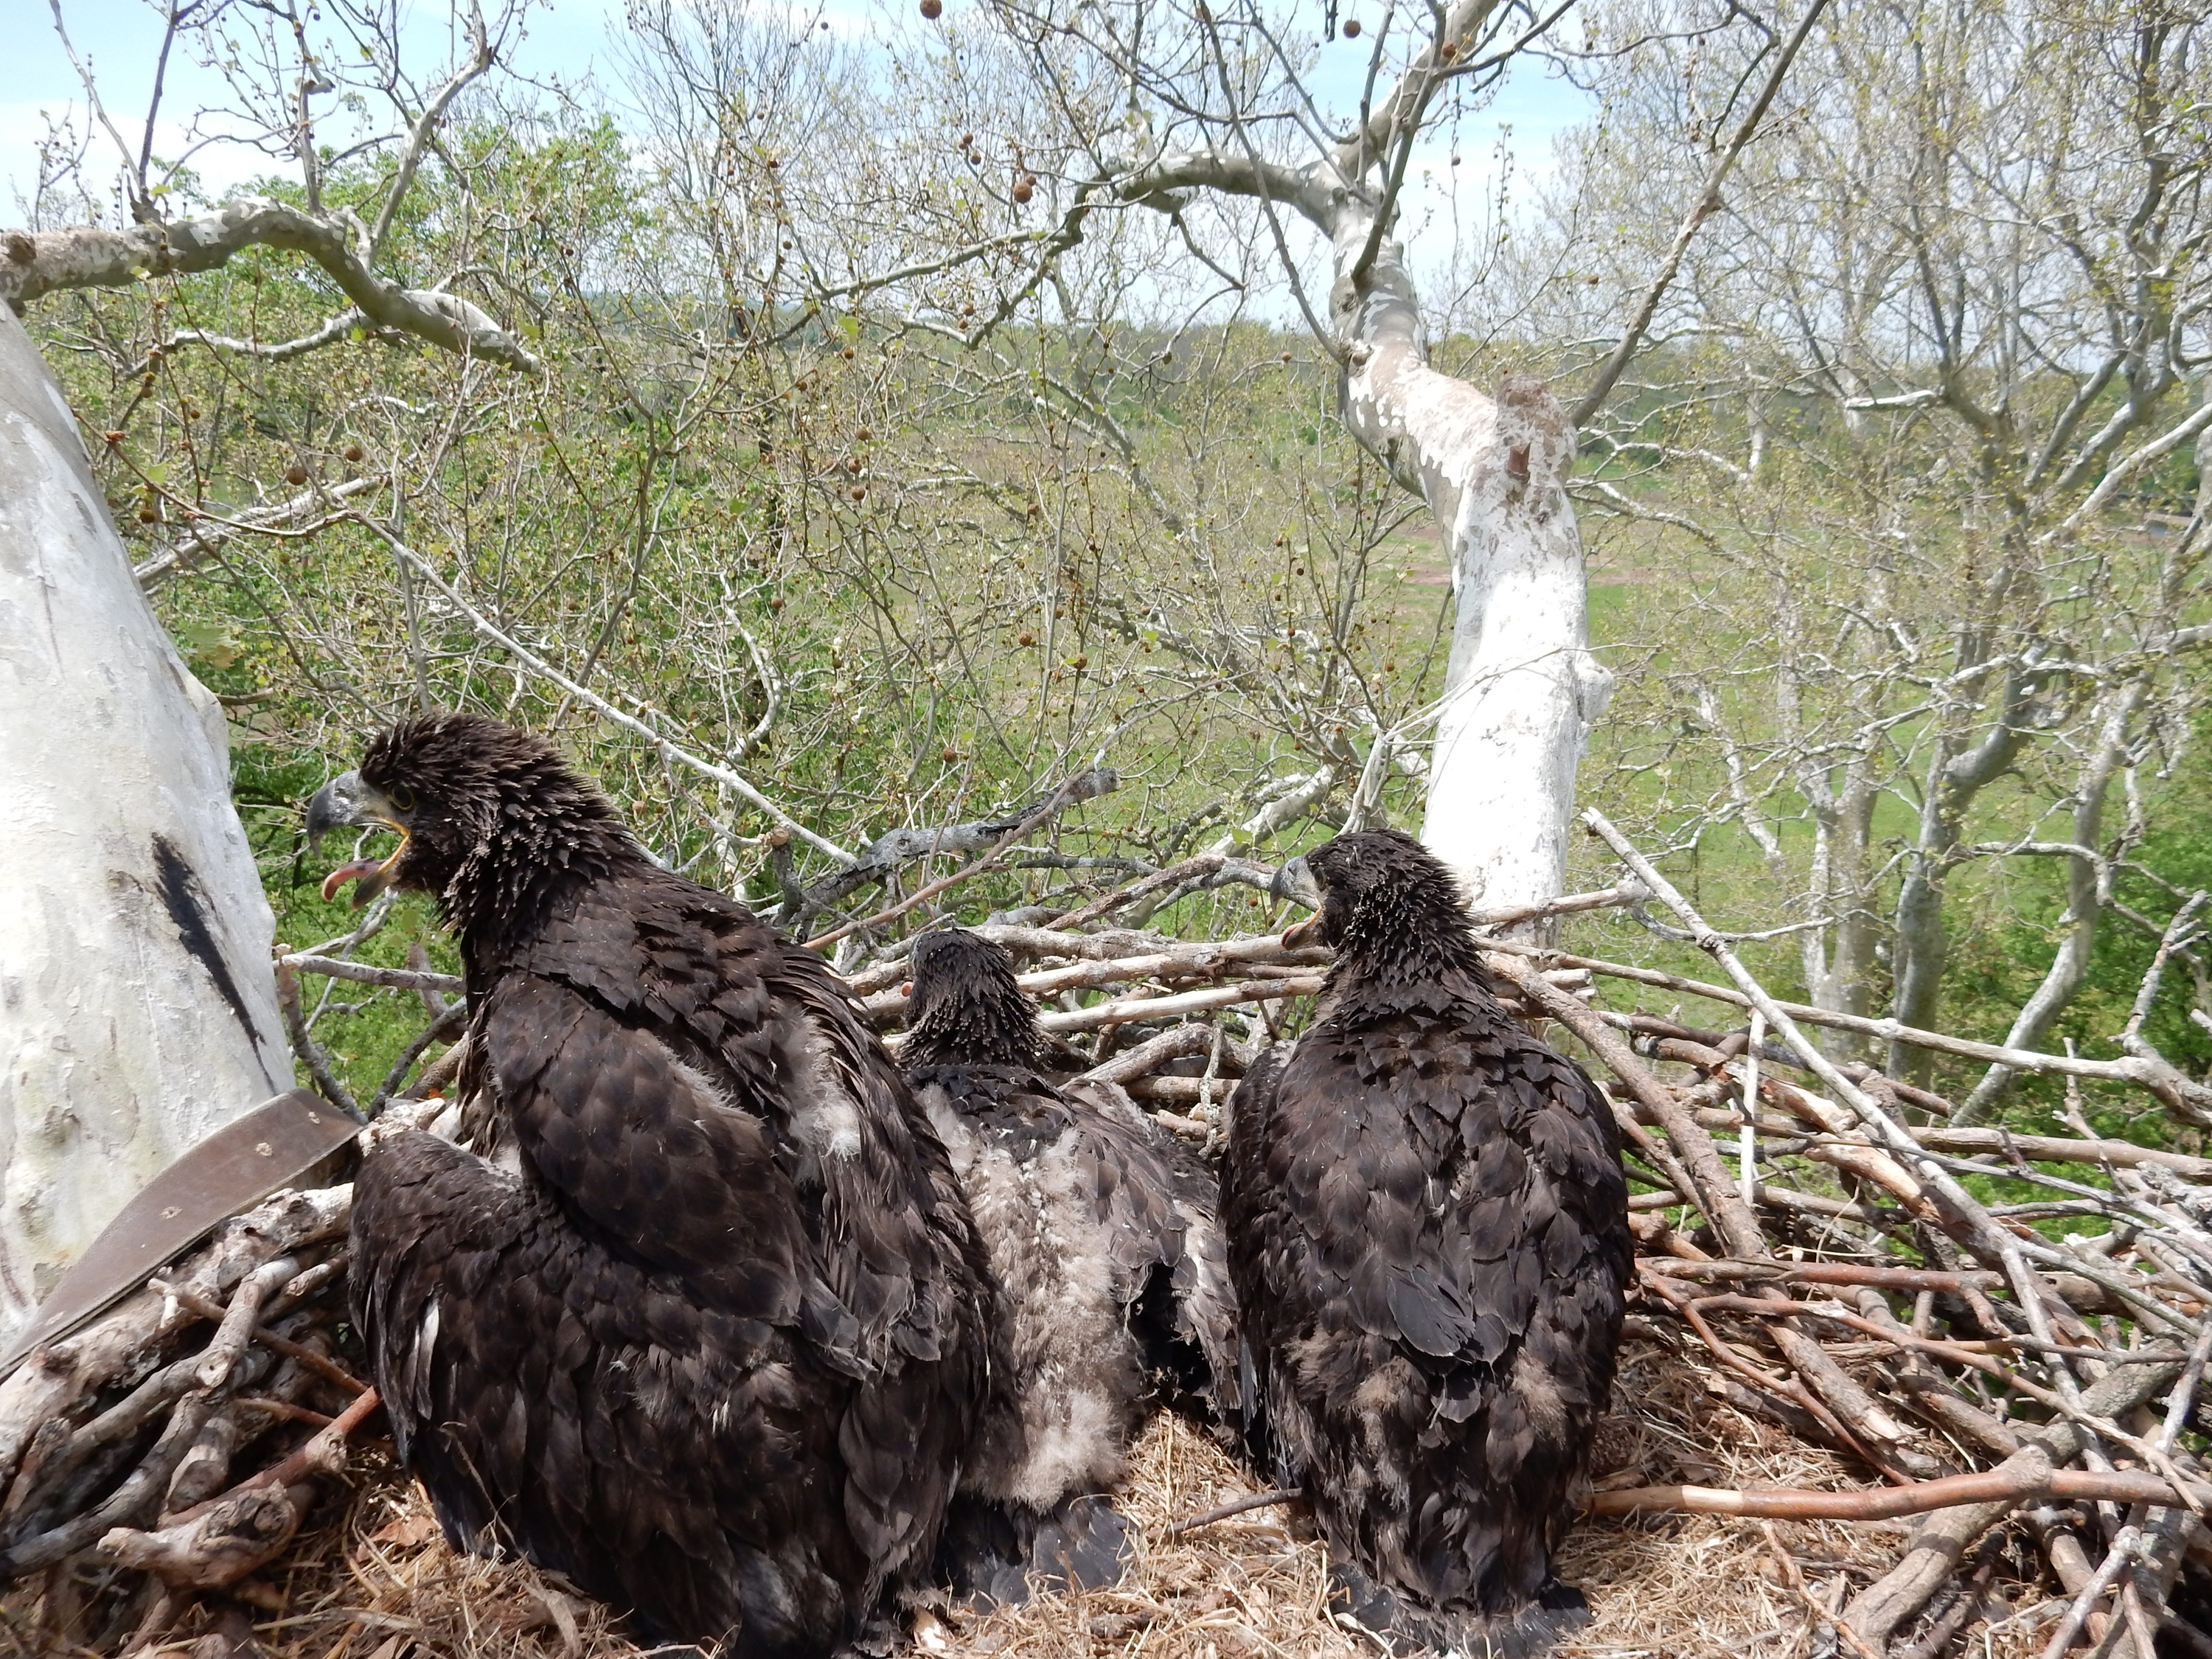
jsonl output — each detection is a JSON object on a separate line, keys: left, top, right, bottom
{"left": 387, "top": 782, "right": 418, "bottom": 814}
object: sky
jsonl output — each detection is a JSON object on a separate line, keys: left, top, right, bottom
{"left": 0, "top": 0, "right": 637, "bottom": 207}
{"left": 1, "top": 0, "right": 1595, "bottom": 287}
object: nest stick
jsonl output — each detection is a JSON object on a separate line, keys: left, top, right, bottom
{"left": 1593, "top": 1465, "right": 2212, "bottom": 1522}
{"left": 150, "top": 1283, "right": 368, "bottom": 1397}
{"left": 279, "top": 955, "right": 463, "bottom": 995}
{"left": 1761, "top": 1520, "right": 1883, "bottom": 1659}
{"left": 274, "top": 959, "right": 361, "bottom": 1121}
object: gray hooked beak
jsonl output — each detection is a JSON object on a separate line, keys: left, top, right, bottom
{"left": 305, "top": 771, "right": 410, "bottom": 907}
{"left": 1272, "top": 855, "right": 1325, "bottom": 947}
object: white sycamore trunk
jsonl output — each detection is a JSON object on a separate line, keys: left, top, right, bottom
{"left": 1332, "top": 225, "right": 1611, "bottom": 910}
{"left": 0, "top": 305, "right": 286, "bottom": 1345}
{"left": 1120, "top": 0, "right": 1611, "bottom": 909}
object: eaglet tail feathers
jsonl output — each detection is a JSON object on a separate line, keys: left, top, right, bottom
{"left": 1330, "top": 1562, "right": 1592, "bottom": 1659}
{"left": 931, "top": 1491, "right": 1135, "bottom": 1610}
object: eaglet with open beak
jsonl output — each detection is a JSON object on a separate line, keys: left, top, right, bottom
{"left": 305, "top": 771, "right": 416, "bottom": 906}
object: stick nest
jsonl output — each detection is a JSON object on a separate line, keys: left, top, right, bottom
{"left": 0, "top": 1335, "right": 2058, "bottom": 1659}
{"left": 4, "top": 858, "right": 2209, "bottom": 1658}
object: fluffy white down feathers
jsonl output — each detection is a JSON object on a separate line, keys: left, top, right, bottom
{"left": 922, "top": 1093, "right": 1140, "bottom": 1508}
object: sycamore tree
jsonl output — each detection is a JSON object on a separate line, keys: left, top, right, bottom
{"left": 613, "top": 0, "right": 1827, "bottom": 909}
{"left": 923, "top": 0, "right": 1829, "bottom": 907}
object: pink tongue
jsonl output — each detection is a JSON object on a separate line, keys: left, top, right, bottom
{"left": 321, "top": 859, "right": 383, "bottom": 902}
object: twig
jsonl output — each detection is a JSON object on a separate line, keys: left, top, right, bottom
{"left": 798, "top": 769, "right": 1121, "bottom": 924}
{"left": 1740, "top": 1009, "right": 1764, "bottom": 1211}
{"left": 1034, "top": 976, "right": 1324, "bottom": 1035}
{"left": 1046, "top": 855, "right": 1243, "bottom": 929}
{"left": 1162, "top": 1489, "right": 1301, "bottom": 1539}
{"left": 273, "top": 959, "right": 359, "bottom": 1121}
{"left": 1079, "top": 1023, "right": 1229, "bottom": 1088}
{"left": 1645, "top": 1261, "right": 2006, "bottom": 1294}
{"left": 2121, "top": 891, "right": 2208, "bottom": 1054}
{"left": 0, "top": 1396, "right": 212, "bottom": 1574}
{"left": 97, "top": 1388, "right": 386, "bottom": 1590}
{"left": 156, "top": 1386, "right": 382, "bottom": 1530}
{"left": 404, "top": 942, "right": 448, "bottom": 1018}
{"left": 1472, "top": 883, "right": 1646, "bottom": 934}
{"left": 2037, "top": 1520, "right": 2143, "bottom": 1659}
{"left": 149, "top": 1283, "right": 367, "bottom": 1397}
{"left": 367, "top": 526, "right": 850, "bottom": 863}
{"left": 1844, "top": 1361, "right": 2183, "bottom": 1643}
{"left": 1761, "top": 1520, "right": 1884, "bottom": 1659}
{"left": 1569, "top": 0, "right": 1834, "bottom": 424}
{"left": 367, "top": 1002, "right": 467, "bottom": 1117}
{"left": 192, "top": 1259, "right": 299, "bottom": 1392}
{"left": 855, "top": 933, "right": 1332, "bottom": 1021}
{"left": 407, "top": 1033, "right": 469, "bottom": 1102}
{"left": 805, "top": 769, "right": 1121, "bottom": 952}
{"left": 2154, "top": 1324, "right": 2212, "bottom": 1452}
{"left": 1483, "top": 933, "right": 2208, "bottom": 1097}
{"left": 233, "top": 1399, "right": 333, "bottom": 1428}
{"left": 1583, "top": 810, "right": 2019, "bottom": 1269}
{"left": 278, "top": 954, "right": 463, "bottom": 995}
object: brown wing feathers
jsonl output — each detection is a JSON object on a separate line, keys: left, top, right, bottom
{"left": 901, "top": 928, "right": 1242, "bottom": 1437}
{"left": 896, "top": 928, "right": 1244, "bottom": 1604}
{"left": 341, "top": 717, "right": 990, "bottom": 1659}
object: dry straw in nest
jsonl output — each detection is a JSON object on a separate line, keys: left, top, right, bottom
{"left": 0, "top": 1335, "right": 2059, "bottom": 1659}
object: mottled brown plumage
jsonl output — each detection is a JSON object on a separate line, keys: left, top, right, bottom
{"left": 900, "top": 928, "right": 1241, "bottom": 1602}
{"left": 1225, "top": 831, "right": 1630, "bottom": 1656}
{"left": 310, "top": 714, "right": 992, "bottom": 1659}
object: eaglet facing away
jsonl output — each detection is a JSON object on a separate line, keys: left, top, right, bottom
{"left": 1225, "top": 830, "right": 1630, "bottom": 1658}
{"left": 307, "top": 713, "right": 995, "bottom": 1659}
{"left": 898, "top": 927, "right": 1242, "bottom": 1606}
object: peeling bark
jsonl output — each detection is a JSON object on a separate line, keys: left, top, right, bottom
{"left": 1106, "top": 0, "right": 1610, "bottom": 907}
{"left": 1334, "top": 236, "right": 1611, "bottom": 908}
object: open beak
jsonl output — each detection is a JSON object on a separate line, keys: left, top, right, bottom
{"left": 1272, "top": 855, "right": 1325, "bottom": 948}
{"left": 305, "top": 771, "right": 410, "bottom": 907}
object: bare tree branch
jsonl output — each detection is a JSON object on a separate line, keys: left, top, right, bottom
{"left": 0, "top": 201, "right": 539, "bottom": 372}
{"left": 1570, "top": 0, "right": 1833, "bottom": 428}
{"left": 363, "top": 521, "right": 850, "bottom": 863}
